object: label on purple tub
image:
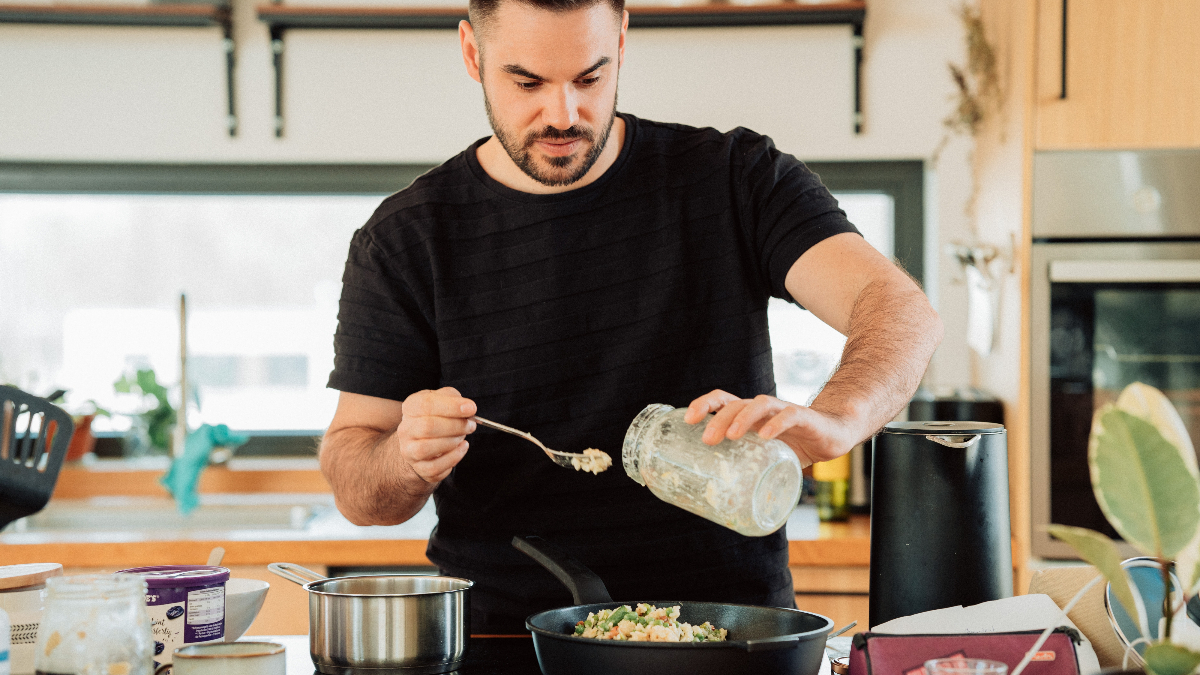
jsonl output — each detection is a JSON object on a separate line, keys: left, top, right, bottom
{"left": 117, "top": 565, "right": 229, "bottom": 672}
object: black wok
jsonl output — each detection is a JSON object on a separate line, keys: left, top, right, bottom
{"left": 513, "top": 536, "right": 833, "bottom": 675}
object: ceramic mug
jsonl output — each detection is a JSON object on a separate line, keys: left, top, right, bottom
{"left": 153, "top": 641, "right": 285, "bottom": 675}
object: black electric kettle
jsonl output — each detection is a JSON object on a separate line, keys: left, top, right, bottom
{"left": 868, "top": 421, "right": 1013, "bottom": 627}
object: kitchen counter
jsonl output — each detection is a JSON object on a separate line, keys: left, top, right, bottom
{"left": 0, "top": 460, "right": 871, "bottom": 568}
{"left": 255, "top": 633, "right": 837, "bottom": 675}
{"left": 267, "top": 635, "right": 543, "bottom": 675}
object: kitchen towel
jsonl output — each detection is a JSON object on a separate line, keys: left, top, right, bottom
{"left": 966, "top": 263, "right": 1000, "bottom": 356}
{"left": 160, "top": 424, "right": 248, "bottom": 515}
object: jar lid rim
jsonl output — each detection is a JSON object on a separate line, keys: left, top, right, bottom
{"left": 0, "top": 563, "right": 63, "bottom": 590}
{"left": 116, "top": 565, "right": 230, "bottom": 587}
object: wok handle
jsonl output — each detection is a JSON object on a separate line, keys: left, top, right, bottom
{"left": 268, "top": 562, "right": 327, "bottom": 586}
{"left": 739, "top": 635, "right": 802, "bottom": 652}
{"left": 512, "top": 535, "right": 613, "bottom": 605}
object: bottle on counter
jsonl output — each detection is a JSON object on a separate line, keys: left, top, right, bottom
{"left": 621, "top": 403, "right": 803, "bottom": 537}
{"left": 813, "top": 451, "right": 851, "bottom": 522}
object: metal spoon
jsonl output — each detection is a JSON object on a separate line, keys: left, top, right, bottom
{"left": 827, "top": 620, "right": 858, "bottom": 641}
{"left": 471, "top": 416, "right": 611, "bottom": 473}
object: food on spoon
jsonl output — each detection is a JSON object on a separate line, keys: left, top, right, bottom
{"left": 570, "top": 448, "right": 612, "bottom": 474}
{"left": 572, "top": 603, "right": 728, "bottom": 642}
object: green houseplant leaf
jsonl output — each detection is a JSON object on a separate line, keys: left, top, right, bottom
{"left": 1046, "top": 524, "right": 1140, "bottom": 622}
{"left": 1089, "top": 406, "right": 1200, "bottom": 559}
{"left": 1144, "top": 643, "right": 1200, "bottom": 675}
{"left": 1116, "top": 383, "right": 1200, "bottom": 596}
{"left": 1117, "top": 383, "right": 1198, "bottom": 473}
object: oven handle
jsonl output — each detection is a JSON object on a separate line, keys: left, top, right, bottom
{"left": 1050, "top": 260, "right": 1200, "bottom": 283}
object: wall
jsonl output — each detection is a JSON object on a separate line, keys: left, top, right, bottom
{"left": 973, "top": 0, "right": 1034, "bottom": 589}
{"left": 0, "top": 0, "right": 1006, "bottom": 392}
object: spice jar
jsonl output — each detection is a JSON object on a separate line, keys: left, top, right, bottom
{"left": 0, "top": 563, "right": 63, "bottom": 675}
{"left": 34, "top": 574, "right": 154, "bottom": 675}
{"left": 621, "top": 403, "right": 803, "bottom": 537}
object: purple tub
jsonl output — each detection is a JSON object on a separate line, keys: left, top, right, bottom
{"left": 118, "top": 565, "right": 229, "bottom": 670}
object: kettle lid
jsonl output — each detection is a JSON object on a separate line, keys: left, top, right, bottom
{"left": 882, "top": 421, "right": 1005, "bottom": 434}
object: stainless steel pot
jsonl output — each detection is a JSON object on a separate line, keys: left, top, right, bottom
{"left": 269, "top": 562, "right": 473, "bottom": 675}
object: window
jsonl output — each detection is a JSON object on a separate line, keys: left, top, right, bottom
{"left": 768, "top": 161, "right": 924, "bottom": 406}
{"left": 0, "top": 163, "right": 429, "bottom": 447}
{"left": 0, "top": 160, "right": 921, "bottom": 447}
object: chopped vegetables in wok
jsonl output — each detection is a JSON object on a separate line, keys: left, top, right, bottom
{"left": 572, "top": 603, "right": 728, "bottom": 642}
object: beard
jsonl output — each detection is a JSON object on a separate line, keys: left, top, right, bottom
{"left": 483, "top": 88, "right": 618, "bottom": 188}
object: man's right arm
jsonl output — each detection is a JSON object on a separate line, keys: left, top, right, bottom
{"left": 319, "top": 388, "right": 477, "bottom": 526}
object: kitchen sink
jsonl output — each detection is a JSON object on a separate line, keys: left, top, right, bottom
{"left": 1, "top": 495, "right": 334, "bottom": 535}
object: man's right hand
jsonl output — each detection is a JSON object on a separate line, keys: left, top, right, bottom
{"left": 396, "top": 387, "right": 478, "bottom": 484}
{"left": 320, "top": 388, "right": 477, "bottom": 526}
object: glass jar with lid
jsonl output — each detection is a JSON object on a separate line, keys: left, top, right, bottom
{"left": 34, "top": 574, "right": 154, "bottom": 675}
{"left": 621, "top": 403, "right": 803, "bottom": 537}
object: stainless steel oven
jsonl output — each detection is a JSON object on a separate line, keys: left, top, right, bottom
{"left": 1031, "top": 150, "right": 1200, "bottom": 558}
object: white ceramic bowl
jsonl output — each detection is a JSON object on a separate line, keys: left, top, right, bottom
{"left": 224, "top": 578, "right": 270, "bottom": 641}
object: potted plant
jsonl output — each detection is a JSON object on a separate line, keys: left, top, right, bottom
{"left": 1048, "top": 382, "right": 1200, "bottom": 675}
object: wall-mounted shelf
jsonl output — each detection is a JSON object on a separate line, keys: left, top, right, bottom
{"left": 256, "top": 0, "right": 866, "bottom": 136}
{"left": 0, "top": 3, "right": 238, "bottom": 135}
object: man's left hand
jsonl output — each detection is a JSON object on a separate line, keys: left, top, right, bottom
{"left": 684, "top": 389, "right": 855, "bottom": 467}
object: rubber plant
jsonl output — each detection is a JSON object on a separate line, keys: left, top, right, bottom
{"left": 114, "top": 368, "right": 176, "bottom": 453}
{"left": 1048, "top": 382, "right": 1200, "bottom": 675}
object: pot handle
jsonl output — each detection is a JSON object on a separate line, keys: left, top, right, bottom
{"left": 512, "top": 536, "right": 613, "bottom": 605}
{"left": 924, "top": 434, "right": 981, "bottom": 449}
{"left": 268, "top": 562, "right": 328, "bottom": 586}
{"left": 739, "top": 635, "right": 801, "bottom": 652}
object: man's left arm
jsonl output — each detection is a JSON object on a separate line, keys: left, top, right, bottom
{"left": 685, "top": 231, "right": 943, "bottom": 466}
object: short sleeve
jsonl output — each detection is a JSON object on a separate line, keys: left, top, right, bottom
{"left": 730, "top": 130, "right": 861, "bottom": 303}
{"left": 326, "top": 226, "right": 441, "bottom": 401}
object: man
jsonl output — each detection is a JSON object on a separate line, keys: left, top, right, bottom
{"left": 321, "top": 0, "right": 942, "bottom": 633}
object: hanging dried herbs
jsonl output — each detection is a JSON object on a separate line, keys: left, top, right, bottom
{"left": 945, "top": 3, "right": 1001, "bottom": 137}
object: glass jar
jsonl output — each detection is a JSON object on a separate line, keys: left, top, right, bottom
{"left": 34, "top": 574, "right": 154, "bottom": 675}
{"left": 621, "top": 403, "right": 803, "bottom": 537}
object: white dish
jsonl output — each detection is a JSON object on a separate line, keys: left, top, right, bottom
{"left": 224, "top": 578, "right": 270, "bottom": 642}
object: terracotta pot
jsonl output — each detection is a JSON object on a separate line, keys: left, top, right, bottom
{"left": 65, "top": 413, "right": 96, "bottom": 462}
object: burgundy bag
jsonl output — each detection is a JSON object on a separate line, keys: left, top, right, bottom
{"left": 849, "top": 628, "right": 1084, "bottom": 675}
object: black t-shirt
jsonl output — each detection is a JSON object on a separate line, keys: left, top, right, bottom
{"left": 328, "top": 113, "right": 859, "bottom": 633}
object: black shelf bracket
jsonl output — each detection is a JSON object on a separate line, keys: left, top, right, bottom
{"left": 0, "top": 3, "right": 239, "bottom": 136}
{"left": 853, "top": 20, "right": 864, "bottom": 133}
{"left": 257, "top": 1, "right": 866, "bottom": 137}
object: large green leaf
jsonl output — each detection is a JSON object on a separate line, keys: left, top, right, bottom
{"left": 1144, "top": 643, "right": 1200, "bottom": 675}
{"left": 1090, "top": 407, "right": 1200, "bottom": 558}
{"left": 1117, "top": 383, "right": 1198, "bottom": 477}
{"left": 1046, "top": 524, "right": 1140, "bottom": 621}
{"left": 1116, "top": 384, "right": 1200, "bottom": 595}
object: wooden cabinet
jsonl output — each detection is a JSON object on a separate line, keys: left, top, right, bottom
{"left": 792, "top": 565, "right": 868, "bottom": 635}
{"left": 1035, "top": 0, "right": 1200, "bottom": 149}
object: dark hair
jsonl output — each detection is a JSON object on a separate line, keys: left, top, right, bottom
{"left": 468, "top": 0, "right": 624, "bottom": 36}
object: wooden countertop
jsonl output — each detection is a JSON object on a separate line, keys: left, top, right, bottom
{"left": 0, "top": 463, "right": 871, "bottom": 568}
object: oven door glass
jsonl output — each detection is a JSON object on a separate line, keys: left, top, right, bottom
{"left": 1051, "top": 282, "right": 1200, "bottom": 537}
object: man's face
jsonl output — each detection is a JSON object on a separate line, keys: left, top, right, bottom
{"left": 465, "top": 2, "right": 625, "bottom": 187}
